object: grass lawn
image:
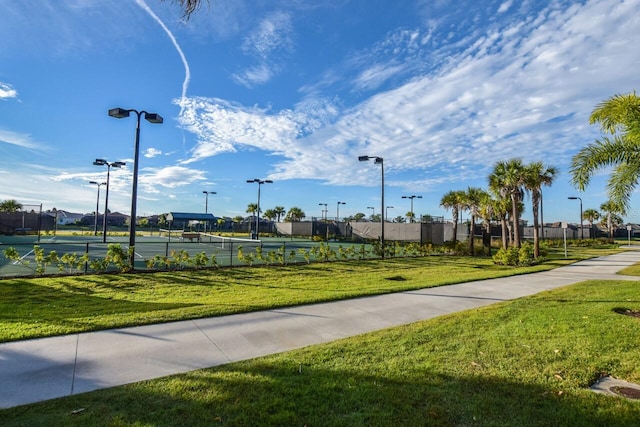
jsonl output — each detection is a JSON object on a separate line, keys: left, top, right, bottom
{"left": 1, "top": 279, "right": 639, "bottom": 426}
{"left": 0, "top": 247, "right": 619, "bottom": 343}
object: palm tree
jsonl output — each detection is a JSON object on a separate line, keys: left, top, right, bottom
{"left": 405, "top": 211, "right": 415, "bottom": 223}
{"left": 488, "top": 190, "right": 511, "bottom": 250}
{"left": 571, "top": 92, "right": 640, "bottom": 211}
{"left": 246, "top": 203, "right": 259, "bottom": 218}
{"left": 285, "top": 207, "right": 305, "bottom": 222}
{"left": 274, "top": 206, "right": 286, "bottom": 222}
{"left": 582, "top": 208, "right": 600, "bottom": 238}
{"left": 600, "top": 201, "right": 626, "bottom": 243}
{"left": 488, "top": 159, "right": 527, "bottom": 248}
{"left": 460, "top": 187, "right": 489, "bottom": 255}
{"left": 263, "top": 209, "right": 276, "bottom": 222}
{"left": 440, "top": 190, "right": 466, "bottom": 243}
{"left": 0, "top": 199, "right": 23, "bottom": 212}
{"left": 524, "top": 162, "right": 558, "bottom": 258}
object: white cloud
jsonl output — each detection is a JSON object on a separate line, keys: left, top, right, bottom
{"left": 497, "top": 0, "right": 513, "bottom": 14}
{"left": 234, "top": 10, "right": 294, "bottom": 86}
{"left": 177, "top": 0, "right": 640, "bottom": 190}
{"left": 0, "top": 82, "right": 17, "bottom": 100}
{"left": 144, "top": 147, "right": 163, "bottom": 158}
{"left": 0, "top": 129, "right": 42, "bottom": 149}
{"left": 139, "top": 166, "right": 207, "bottom": 193}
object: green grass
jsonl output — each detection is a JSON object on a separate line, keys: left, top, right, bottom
{"left": 2, "top": 279, "right": 639, "bottom": 426}
{"left": 0, "top": 247, "right": 618, "bottom": 343}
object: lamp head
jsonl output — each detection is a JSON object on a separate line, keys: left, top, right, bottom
{"left": 144, "top": 112, "right": 163, "bottom": 124}
{"left": 265, "top": 180, "right": 273, "bottom": 184}
{"left": 89, "top": 181, "right": 98, "bottom": 185}
{"left": 93, "top": 159, "right": 107, "bottom": 166}
{"left": 112, "top": 161, "right": 126, "bottom": 168}
{"left": 374, "top": 157, "right": 383, "bottom": 165}
{"left": 358, "top": 155, "right": 370, "bottom": 162}
{"left": 108, "top": 108, "right": 130, "bottom": 119}
{"left": 568, "top": 196, "right": 578, "bottom": 200}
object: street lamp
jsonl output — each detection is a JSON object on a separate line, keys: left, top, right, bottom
{"left": 318, "top": 203, "right": 328, "bottom": 220}
{"left": 336, "top": 201, "right": 346, "bottom": 221}
{"left": 247, "top": 179, "right": 272, "bottom": 239}
{"left": 386, "top": 206, "right": 394, "bottom": 222}
{"left": 109, "top": 107, "right": 163, "bottom": 267}
{"left": 568, "top": 196, "right": 583, "bottom": 239}
{"left": 89, "top": 181, "right": 106, "bottom": 236}
{"left": 402, "top": 195, "right": 422, "bottom": 223}
{"left": 367, "top": 206, "right": 375, "bottom": 219}
{"left": 93, "top": 159, "right": 126, "bottom": 243}
{"left": 359, "top": 155, "right": 385, "bottom": 257}
{"left": 203, "top": 190, "right": 216, "bottom": 232}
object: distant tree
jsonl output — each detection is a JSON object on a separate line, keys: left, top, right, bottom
{"left": 285, "top": 207, "right": 305, "bottom": 222}
{"left": 371, "top": 214, "right": 382, "bottom": 222}
{"left": 583, "top": 208, "right": 600, "bottom": 235}
{"left": 353, "top": 213, "right": 366, "bottom": 222}
{"left": 263, "top": 209, "right": 277, "bottom": 221}
{"left": 274, "top": 206, "right": 286, "bottom": 222}
{"left": 246, "top": 203, "right": 259, "bottom": 217}
{"left": 405, "top": 211, "right": 415, "bottom": 223}
{"left": 489, "top": 159, "right": 527, "bottom": 248}
{"left": 524, "top": 161, "right": 558, "bottom": 258}
{"left": 440, "top": 190, "right": 466, "bottom": 244}
{"left": 460, "top": 187, "right": 490, "bottom": 255}
{"left": 0, "top": 199, "right": 22, "bottom": 212}
{"left": 600, "top": 201, "right": 625, "bottom": 243}
{"left": 394, "top": 216, "right": 406, "bottom": 223}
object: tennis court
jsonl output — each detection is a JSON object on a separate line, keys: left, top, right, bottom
{"left": 0, "top": 231, "right": 375, "bottom": 277}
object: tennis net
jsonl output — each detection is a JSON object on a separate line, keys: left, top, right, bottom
{"left": 199, "top": 232, "right": 261, "bottom": 249}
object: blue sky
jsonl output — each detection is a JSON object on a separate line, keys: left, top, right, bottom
{"left": 1, "top": 0, "right": 639, "bottom": 224}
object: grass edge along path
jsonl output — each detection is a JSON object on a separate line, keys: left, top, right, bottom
{"left": 1, "top": 279, "right": 639, "bottom": 426}
{"left": 0, "top": 247, "right": 621, "bottom": 343}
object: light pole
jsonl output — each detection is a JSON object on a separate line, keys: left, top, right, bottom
{"left": 318, "top": 203, "right": 328, "bottom": 221}
{"left": 402, "top": 195, "right": 422, "bottom": 223}
{"left": 568, "top": 196, "right": 583, "bottom": 239}
{"left": 93, "top": 159, "right": 126, "bottom": 243}
{"left": 89, "top": 181, "right": 106, "bottom": 236}
{"left": 336, "top": 201, "right": 346, "bottom": 221}
{"left": 247, "top": 179, "right": 272, "bottom": 239}
{"left": 203, "top": 190, "right": 216, "bottom": 232}
{"left": 367, "top": 206, "right": 375, "bottom": 219}
{"left": 386, "top": 206, "right": 394, "bottom": 222}
{"left": 359, "top": 155, "right": 384, "bottom": 257}
{"left": 108, "top": 107, "right": 163, "bottom": 267}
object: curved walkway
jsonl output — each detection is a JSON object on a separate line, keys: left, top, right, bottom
{"left": 2, "top": 250, "right": 640, "bottom": 409}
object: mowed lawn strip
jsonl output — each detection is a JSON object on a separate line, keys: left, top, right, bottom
{"left": 1, "top": 279, "right": 639, "bottom": 426}
{"left": 0, "top": 247, "right": 622, "bottom": 342}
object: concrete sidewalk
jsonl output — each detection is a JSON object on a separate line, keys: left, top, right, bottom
{"left": 2, "top": 250, "right": 640, "bottom": 409}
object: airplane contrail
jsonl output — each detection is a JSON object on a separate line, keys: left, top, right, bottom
{"left": 135, "top": 0, "right": 191, "bottom": 113}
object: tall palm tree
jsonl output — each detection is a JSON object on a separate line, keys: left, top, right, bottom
{"left": 488, "top": 190, "right": 511, "bottom": 250}
{"left": 582, "top": 208, "right": 600, "bottom": 238}
{"left": 274, "top": 206, "right": 286, "bottom": 222}
{"left": 571, "top": 92, "right": 640, "bottom": 210}
{"left": 246, "top": 203, "right": 259, "bottom": 217}
{"left": 524, "top": 162, "right": 558, "bottom": 257}
{"left": 460, "top": 187, "right": 489, "bottom": 255}
{"left": 488, "top": 159, "right": 527, "bottom": 248}
{"left": 440, "top": 190, "right": 466, "bottom": 243}
{"left": 599, "top": 201, "right": 625, "bottom": 243}
{"left": 263, "top": 209, "right": 276, "bottom": 221}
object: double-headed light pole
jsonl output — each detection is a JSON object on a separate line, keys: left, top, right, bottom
{"left": 359, "top": 155, "right": 385, "bottom": 257}
{"left": 247, "top": 179, "right": 272, "bottom": 239}
{"left": 568, "top": 196, "right": 584, "bottom": 239}
{"left": 93, "top": 159, "right": 125, "bottom": 242}
{"left": 108, "top": 107, "right": 163, "bottom": 266}
{"left": 402, "top": 195, "right": 422, "bottom": 222}
{"left": 318, "top": 203, "right": 328, "bottom": 221}
{"left": 89, "top": 181, "right": 106, "bottom": 236}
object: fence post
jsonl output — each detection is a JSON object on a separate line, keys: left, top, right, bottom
{"left": 85, "top": 242, "right": 89, "bottom": 274}
{"left": 230, "top": 242, "right": 233, "bottom": 267}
